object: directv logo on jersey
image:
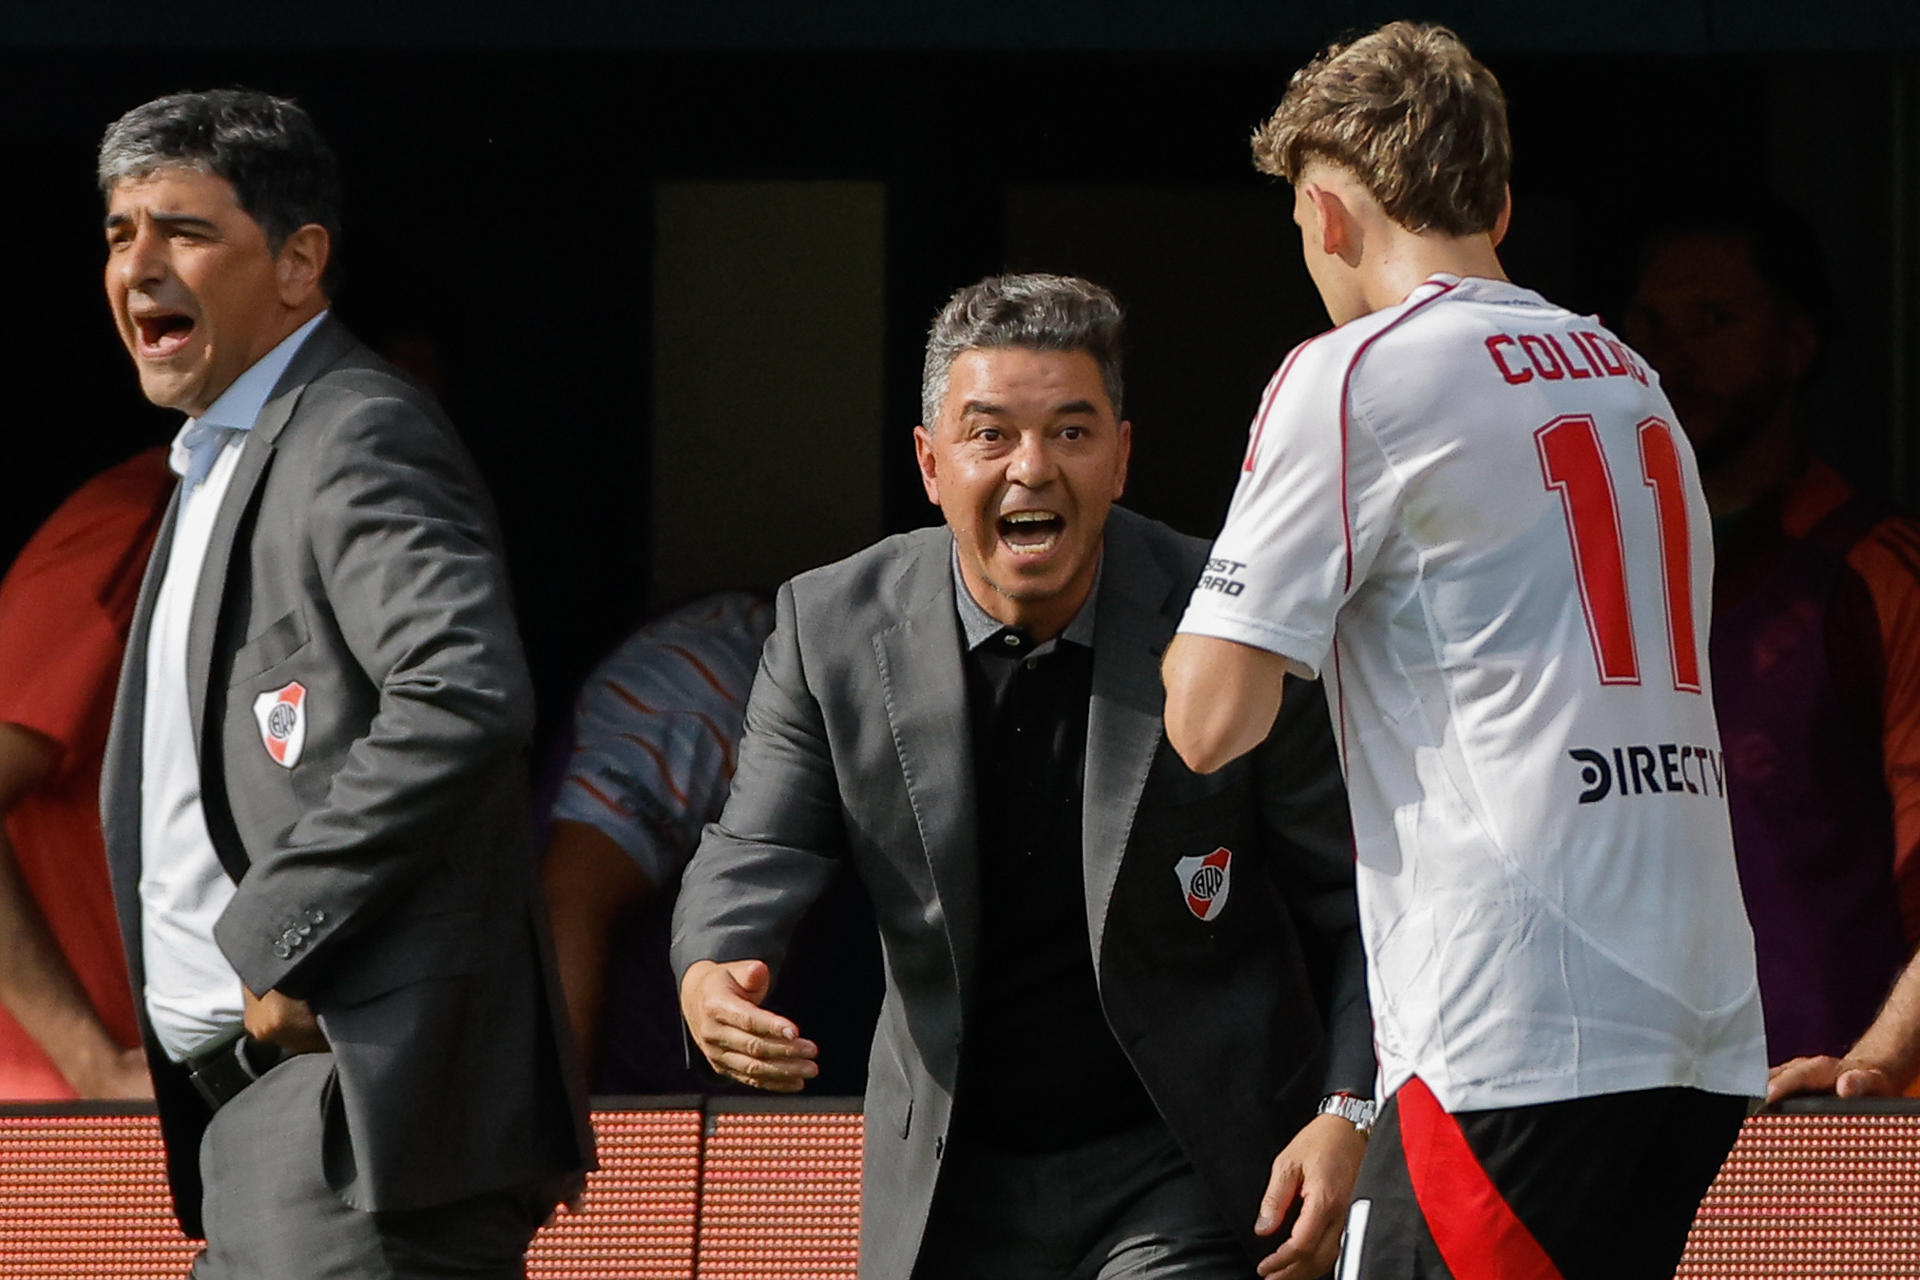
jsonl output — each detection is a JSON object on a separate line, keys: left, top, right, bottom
{"left": 1568, "top": 744, "right": 1726, "bottom": 804}
{"left": 1198, "top": 557, "right": 1246, "bottom": 597}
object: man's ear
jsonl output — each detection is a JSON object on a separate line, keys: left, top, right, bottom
{"left": 913, "top": 424, "right": 941, "bottom": 505}
{"left": 276, "top": 223, "right": 330, "bottom": 307}
{"left": 1305, "top": 183, "right": 1358, "bottom": 262}
{"left": 1491, "top": 185, "right": 1514, "bottom": 248}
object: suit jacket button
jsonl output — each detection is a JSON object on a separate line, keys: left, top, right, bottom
{"left": 306, "top": 909, "right": 326, "bottom": 925}
{"left": 282, "top": 929, "right": 302, "bottom": 947}
{"left": 273, "top": 943, "right": 292, "bottom": 959}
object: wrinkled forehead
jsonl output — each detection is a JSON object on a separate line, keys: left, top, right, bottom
{"left": 942, "top": 345, "right": 1111, "bottom": 410}
{"left": 105, "top": 161, "right": 236, "bottom": 211}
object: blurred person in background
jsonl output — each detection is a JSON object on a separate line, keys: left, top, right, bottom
{"left": 0, "top": 447, "right": 170, "bottom": 1099}
{"left": 1626, "top": 197, "right": 1920, "bottom": 1067}
{"left": 541, "top": 590, "right": 879, "bottom": 1094}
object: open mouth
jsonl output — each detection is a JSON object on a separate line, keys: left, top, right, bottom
{"left": 997, "top": 509, "right": 1064, "bottom": 555}
{"left": 133, "top": 312, "right": 195, "bottom": 358}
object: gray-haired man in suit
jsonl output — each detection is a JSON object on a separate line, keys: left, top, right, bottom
{"left": 95, "top": 90, "right": 593, "bottom": 1278}
{"left": 673, "top": 274, "right": 1374, "bottom": 1280}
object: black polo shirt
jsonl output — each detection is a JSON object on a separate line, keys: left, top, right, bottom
{"left": 947, "top": 562, "right": 1159, "bottom": 1153}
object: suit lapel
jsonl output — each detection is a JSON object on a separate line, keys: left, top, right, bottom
{"left": 184, "top": 435, "right": 274, "bottom": 763}
{"left": 1084, "top": 510, "right": 1180, "bottom": 959}
{"left": 101, "top": 489, "right": 181, "bottom": 992}
{"left": 872, "top": 532, "right": 981, "bottom": 999}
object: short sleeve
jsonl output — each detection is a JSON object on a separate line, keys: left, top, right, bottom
{"left": 1849, "top": 516, "right": 1920, "bottom": 943}
{"left": 0, "top": 449, "right": 171, "bottom": 770}
{"left": 1177, "top": 337, "right": 1397, "bottom": 678}
{"left": 548, "top": 596, "right": 772, "bottom": 889}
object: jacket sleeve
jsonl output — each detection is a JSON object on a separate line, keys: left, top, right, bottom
{"left": 1254, "top": 675, "right": 1375, "bottom": 1097}
{"left": 214, "top": 393, "right": 534, "bottom": 997}
{"left": 670, "top": 579, "right": 848, "bottom": 986}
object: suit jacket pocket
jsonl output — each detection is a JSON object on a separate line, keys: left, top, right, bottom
{"left": 316, "top": 908, "right": 485, "bottom": 1007}
{"left": 229, "top": 608, "right": 311, "bottom": 683}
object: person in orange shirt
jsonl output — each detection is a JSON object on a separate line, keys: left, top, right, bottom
{"left": 1625, "top": 198, "right": 1920, "bottom": 1068}
{"left": 0, "top": 448, "right": 172, "bottom": 1098}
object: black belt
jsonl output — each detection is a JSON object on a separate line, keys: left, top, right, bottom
{"left": 182, "top": 1032, "right": 287, "bottom": 1113}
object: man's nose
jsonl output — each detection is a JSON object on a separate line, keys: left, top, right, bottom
{"left": 116, "top": 224, "right": 168, "bottom": 289}
{"left": 1005, "top": 434, "right": 1058, "bottom": 487}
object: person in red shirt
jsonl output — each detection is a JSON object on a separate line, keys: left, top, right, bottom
{"left": 0, "top": 448, "right": 171, "bottom": 1098}
{"left": 1625, "top": 198, "right": 1920, "bottom": 1068}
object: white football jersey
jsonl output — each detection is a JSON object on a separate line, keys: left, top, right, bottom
{"left": 1180, "top": 275, "right": 1765, "bottom": 1111}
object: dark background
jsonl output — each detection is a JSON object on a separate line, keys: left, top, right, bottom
{"left": 5, "top": 1, "right": 1916, "bottom": 740}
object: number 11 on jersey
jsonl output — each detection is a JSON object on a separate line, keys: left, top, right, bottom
{"left": 1536, "top": 414, "right": 1702, "bottom": 693}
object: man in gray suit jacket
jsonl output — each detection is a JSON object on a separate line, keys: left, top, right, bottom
{"left": 95, "top": 90, "right": 592, "bottom": 1278}
{"left": 674, "top": 274, "right": 1373, "bottom": 1280}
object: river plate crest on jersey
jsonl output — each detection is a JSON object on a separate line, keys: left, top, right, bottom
{"left": 1176, "top": 846, "right": 1232, "bottom": 922}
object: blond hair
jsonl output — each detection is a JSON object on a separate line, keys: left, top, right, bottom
{"left": 1252, "top": 22, "right": 1510, "bottom": 237}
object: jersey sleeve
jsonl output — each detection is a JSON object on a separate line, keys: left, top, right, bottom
{"left": 548, "top": 606, "right": 769, "bottom": 891}
{"left": 0, "top": 450, "right": 170, "bottom": 773}
{"left": 549, "top": 684, "right": 738, "bottom": 891}
{"left": 1850, "top": 517, "right": 1920, "bottom": 944}
{"left": 1177, "top": 337, "right": 1398, "bottom": 679}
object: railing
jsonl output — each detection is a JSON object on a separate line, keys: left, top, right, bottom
{"left": 2, "top": 1097, "right": 1915, "bottom": 1277}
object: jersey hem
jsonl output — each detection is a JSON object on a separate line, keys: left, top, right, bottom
{"left": 1379, "top": 1058, "right": 1768, "bottom": 1113}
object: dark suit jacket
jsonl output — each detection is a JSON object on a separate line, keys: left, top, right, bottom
{"left": 101, "top": 318, "right": 593, "bottom": 1236}
{"left": 672, "top": 505, "right": 1371, "bottom": 1277}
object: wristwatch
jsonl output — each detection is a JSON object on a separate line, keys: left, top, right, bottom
{"left": 1316, "top": 1091, "right": 1377, "bottom": 1134}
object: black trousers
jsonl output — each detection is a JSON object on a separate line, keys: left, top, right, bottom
{"left": 912, "top": 1119, "right": 1247, "bottom": 1280}
{"left": 1336, "top": 1077, "right": 1747, "bottom": 1280}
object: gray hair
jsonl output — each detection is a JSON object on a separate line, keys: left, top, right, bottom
{"left": 921, "top": 274, "right": 1125, "bottom": 428}
{"left": 98, "top": 89, "right": 343, "bottom": 294}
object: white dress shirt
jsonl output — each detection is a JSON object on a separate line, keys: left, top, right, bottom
{"left": 141, "top": 312, "right": 327, "bottom": 1062}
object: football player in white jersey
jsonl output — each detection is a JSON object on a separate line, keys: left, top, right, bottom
{"left": 1161, "top": 22, "right": 1766, "bottom": 1280}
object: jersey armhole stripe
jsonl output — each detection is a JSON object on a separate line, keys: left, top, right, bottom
{"left": 1337, "top": 279, "right": 1460, "bottom": 592}
{"left": 1244, "top": 338, "right": 1319, "bottom": 473}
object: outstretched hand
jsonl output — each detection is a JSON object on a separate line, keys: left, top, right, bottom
{"left": 680, "top": 958, "right": 818, "bottom": 1092}
{"left": 1254, "top": 1112, "right": 1368, "bottom": 1279}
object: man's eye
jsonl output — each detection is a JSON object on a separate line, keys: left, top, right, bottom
{"left": 1060, "top": 424, "right": 1087, "bottom": 440}
{"left": 974, "top": 427, "right": 1002, "bottom": 443}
